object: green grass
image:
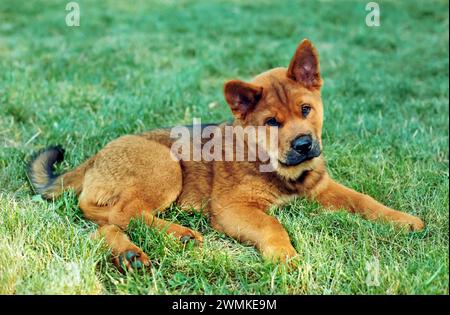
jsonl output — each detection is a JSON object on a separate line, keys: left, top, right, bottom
{"left": 0, "top": 0, "right": 448, "bottom": 294}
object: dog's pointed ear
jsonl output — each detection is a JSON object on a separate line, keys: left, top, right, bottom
{"left": 224, "top": 80, "right": 263, "bottom": 119}
{"left": 287, "top": 39, "right": 322, "bottom": 90}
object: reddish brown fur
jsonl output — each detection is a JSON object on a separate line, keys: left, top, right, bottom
{"left": 29, "top": 39, "right": 424, "bottom": 270}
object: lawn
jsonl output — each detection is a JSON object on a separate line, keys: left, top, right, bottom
{"left": 0, "top": 0, "right": 448, "bottom": 294}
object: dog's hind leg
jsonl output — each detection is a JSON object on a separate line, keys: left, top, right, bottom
{"left": 110, "top": 198, "right": 203, "bottom": 245}
{"left": 93, "top": 224, "right": 151, "bottom": 272}
{"left": 79, "top": 196, "right": 153, "bottom": 272}
{"left": 141, "top": 212, "right": 203, "bottom": 244}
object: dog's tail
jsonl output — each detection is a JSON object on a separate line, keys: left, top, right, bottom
{"left": 27, "top": 146, "right": 90, "bottom": 199}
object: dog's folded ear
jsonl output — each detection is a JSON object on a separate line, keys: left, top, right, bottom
{"left": 224, "top": 80, "right": 263, "bottom": 119}
{"left": 287, "top": 39, "right": 322, "bottom": 90}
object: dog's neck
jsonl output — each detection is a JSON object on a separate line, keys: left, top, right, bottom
{"left": 281, "top": 157, "right": 327, "bottom": 196}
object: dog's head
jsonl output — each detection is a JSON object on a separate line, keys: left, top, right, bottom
{"left": 224, "top": 39, "right": 324, "bottom": 180}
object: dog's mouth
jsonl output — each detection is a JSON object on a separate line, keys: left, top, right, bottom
{"left": 278, "top": 146, "right": 321, "bottom": 167}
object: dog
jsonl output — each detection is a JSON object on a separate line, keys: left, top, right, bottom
{"left": 28, "top": 39, "right": 424, "bottom": 271}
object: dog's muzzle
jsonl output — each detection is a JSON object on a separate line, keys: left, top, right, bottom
{"left": 280, "top": 135, "right": 321, "bottom": 166}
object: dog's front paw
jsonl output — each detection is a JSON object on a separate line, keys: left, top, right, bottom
{"left": 261, "top": 243, "right": 299, "bottom": 265}
{"left": 395, "top": 213, "right": 425, "bottom": 232}
{"left": 405, "top": 215, "right": 425, "bottom": 232}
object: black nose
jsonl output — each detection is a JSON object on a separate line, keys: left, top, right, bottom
{"left": 291, "top": 135, "right": 312, "bottom": 154}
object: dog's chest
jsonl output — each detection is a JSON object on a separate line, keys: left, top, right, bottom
{"left": 273, "top": 194, "right": 299, "bottom": 208}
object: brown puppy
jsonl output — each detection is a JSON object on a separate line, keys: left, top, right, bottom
{"left": 28, "top": 39, "right": 424, "bottom": 271}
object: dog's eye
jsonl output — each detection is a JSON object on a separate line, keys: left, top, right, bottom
{"left": 301, "top": 104, "right": 312, "bottom": 118}
{"left": 265, "top": 117, "right": 280, "bottom": 127}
